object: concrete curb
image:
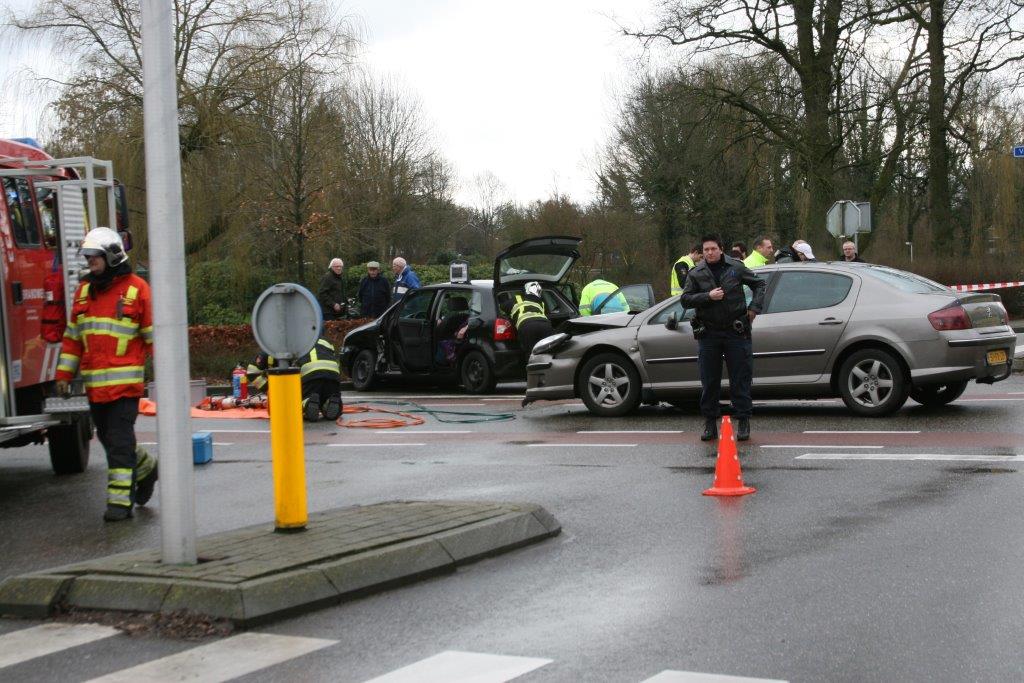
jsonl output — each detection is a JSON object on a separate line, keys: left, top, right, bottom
{"left": 0, "top": 501, "right": 559, "bottom": 627}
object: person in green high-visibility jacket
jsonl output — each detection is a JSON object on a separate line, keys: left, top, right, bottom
{"left": 298, "top": 337, "right": 343, "bottom": 421}
{"left": 579, "top": 278, "right": 628, "bottom": 316}
{"left": 670, "top": 244, "right": 703, "bottom": 296}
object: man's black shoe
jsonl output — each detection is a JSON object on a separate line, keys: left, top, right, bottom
{"left": 737, "top": 418, "right": 750, "bottom": 441}
{"left": 303, "top": 394, "right": 320, "bottom": 422}
{"left": 103, "top": 505, "right": 132, "bottom": 522}
{"left": 322, "top": 395, "right": 341, "bottom": 421}
{"left": 135, "top": 461, "right": 158, "bottom": 506}
{"left": 700, "top": 419, "right": 718, "bottom": 441}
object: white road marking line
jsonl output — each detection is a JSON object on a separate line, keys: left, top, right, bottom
{"left": 803, "top": 430, "right": 920, "bottom": 434}
{"left": 202, "top": 429, "right": 271, "bottom": 433}
{"left": 958, "top": 397, "right": 1024, "bottom": 402}
{"left": 85, "top": 632, "right": 335, "bottom": 683}
{"left": 414, "top": 403, "right": 486, "bottom": 407}
{"left": 372, "top": 430, "right": 473, "bottom": 435}
{"left": 482, "top": 397, "right": 521, "bottom": 401}
{"left": 642, "top": 671, "right": 787, "bottom": 682}
{"left": 578, "top": 430, "right": 685, "bottom": 434}
{"left": 369, "top": 395, "right": 522, "bottom": 400}
{"left": 0, "top": 623, "right": 120, "bottom": 669}
{"left": 760, "top": 445, "right": 883, "bottom": 449}
{"left": 525, "top": 443, "right": 637, "bottom": 448}
{"left": 362, "top": 650, "right": 551, "bottom": 683}
{"left": 137, "top": 442, "right": 234, "bottom": 446}
{"left": 796, "top": 453, "right": 1024, "bottom": 462}
{"left": 327, "top": 443, "right": 426, "bottom": 447}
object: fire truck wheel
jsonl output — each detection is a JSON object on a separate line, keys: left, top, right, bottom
{"left": 48, "top": 415, "right": 92, "bottom": 475}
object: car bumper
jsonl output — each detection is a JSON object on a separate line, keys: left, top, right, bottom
{"left": 906, "top": 333, "right": 1016, "bottom": 384}
{"left": 524, "top": 352, "right": 577, "bottom": 403}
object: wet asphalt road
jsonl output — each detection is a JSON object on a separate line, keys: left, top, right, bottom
{"left": 3, "top": 377, "right": 1024, "bottom": 681}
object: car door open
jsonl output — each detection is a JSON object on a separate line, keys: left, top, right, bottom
{"left": 394, "top": 290, "right": 436, "bottom": 371}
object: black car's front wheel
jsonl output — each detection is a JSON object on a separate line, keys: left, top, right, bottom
{"left": 910, "top": 380, "right": 968, "bottom": 408}
{"left": 579, "top": 352, "right": 641, "bottom": 417}
{"left": 460, "top": 350, "right": 496, "bottom": 394}
{"left": 838, "top": 348, "right": 908, "bottom": 416}
{"left": 351, "top": 349, "right": 376, "bottom": 391}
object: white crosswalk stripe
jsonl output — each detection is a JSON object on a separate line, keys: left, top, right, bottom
{"left": 642, "top": 672, "right": 787, "bottom": 683}
{"left": 362, "top": 650, "right": 552, "bottom": 683}
{"left": 84, "top": 632, "right": 336, "bottom": 682}
{"left": 0, "top": 623, "right": 120, "bottom": 669}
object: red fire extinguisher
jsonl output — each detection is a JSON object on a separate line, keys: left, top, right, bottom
{"left": 232, "top": 364, "right": 248, "bottom": 400}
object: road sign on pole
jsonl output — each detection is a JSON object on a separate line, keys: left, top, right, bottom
{"left": 140, "top": 0, "right": 197, "bottom": 564}
{"left": 1014, "top": 145, "right": 1024, "bottom": 158}
{"left": 827, "top": 200, "right": 871, "bottom": 238}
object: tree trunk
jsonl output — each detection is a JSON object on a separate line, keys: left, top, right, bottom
{"left": 927, "top": 0, "right": 954, "bottom": 249}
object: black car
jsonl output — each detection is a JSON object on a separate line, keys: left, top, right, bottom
{"left": 340, "top": 236, "right": 583, "bottom": 393}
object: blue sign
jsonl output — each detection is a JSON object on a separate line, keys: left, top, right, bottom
{"left": 1015, "top": 145, "right": 1024, "bottom": 158}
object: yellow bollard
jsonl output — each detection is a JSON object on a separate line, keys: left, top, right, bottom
{"left": 267, "top": 367, "right": 308, "bottom": 531}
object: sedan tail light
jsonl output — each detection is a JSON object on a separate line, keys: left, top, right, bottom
{"left": 928, "top": 303, "right": 973, "bottom": 331}
{"left": 494, "top": 317, "right": 516, "bottom": 341}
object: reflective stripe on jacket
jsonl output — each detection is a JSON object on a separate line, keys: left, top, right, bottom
{"left": 670, "top": 256, "right": 695, "bottom": 296}
{"left": 579, "top": 279, "right": 626, "bottom": 316}
{"left": 298, "top": 338, "right": 341, "bottom": 381}
{"left": 56, "top": 274, "right": 153, "bottom": 403}
{"left": 511, "top": 294, "right": 546, "bottom": 328}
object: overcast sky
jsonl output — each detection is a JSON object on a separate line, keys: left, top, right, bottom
{"left": 0, "top": 0, "right": 666, "bottom": 207}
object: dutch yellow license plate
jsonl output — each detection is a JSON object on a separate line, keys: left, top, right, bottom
{"left": 987, "top": 349, "right": 1008, "bottom": 365}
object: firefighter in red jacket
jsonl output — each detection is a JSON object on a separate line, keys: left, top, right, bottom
{"left": 55, "top": 227, "right": 158, "bottom": 522}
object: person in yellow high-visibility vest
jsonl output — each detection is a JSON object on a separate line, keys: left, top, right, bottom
{"left": 508, "top": 281, "right": 554, "bottom": 358}
{"left": 670, "top": 244, "right": 703, "bottom": 296}
{"left": 579, "top": 278, "right": 628, "bottom": 316}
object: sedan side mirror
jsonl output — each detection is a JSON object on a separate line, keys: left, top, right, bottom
{"left": 665, "top": 312, "right": 678, "bottom": 330}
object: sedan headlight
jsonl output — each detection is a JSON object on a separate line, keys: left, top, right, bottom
{"left": 532, "top": 332, "right": 570, "bottom": 355}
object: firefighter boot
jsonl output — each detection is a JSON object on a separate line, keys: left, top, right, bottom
{"left": 322, "top": 395, "right": 342, "bottom": 421}
{"left": 134, "top": 447, "right": 159, "bottom": 506}
{"left": 103, "top": 504, "right": 132, "bottom": 522}
{"left": 700, "top": 418, "right": 718, "bottom": 442}
{"left": 303, "top": 394, "right": 321, "bottom": 422}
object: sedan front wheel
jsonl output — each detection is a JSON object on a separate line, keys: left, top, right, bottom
{"left": 838, "top": 348, "right": 908, "bottom": 416}
{"left": 579, "top": 352, "right": 641, "bottom": 417}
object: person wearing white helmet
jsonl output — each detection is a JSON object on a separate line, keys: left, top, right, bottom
{"left": 55, "top": 227, "right": 157, "bottom": 522}
{"left": 504, "top": 281, "right": 554, "bottom": 359}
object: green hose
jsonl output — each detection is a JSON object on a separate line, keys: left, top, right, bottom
{"left": 352, "top": 399, "right": 516, "bottom": 423}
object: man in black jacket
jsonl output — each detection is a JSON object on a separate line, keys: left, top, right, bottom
{"left": 318, "top": 258, "right": 347, "bottom": 320}
{"left": 680, "top": 234, "right": 767, "bottom": 442}
{"left": 358, "top": 261, "right": 392, "bottom": 318}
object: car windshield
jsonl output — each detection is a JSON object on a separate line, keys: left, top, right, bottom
{"left": 860, "top": 266, "right": 949, "bottom": 293}
{"left": 498, "top": 253, "right": 575, "bottom": 284}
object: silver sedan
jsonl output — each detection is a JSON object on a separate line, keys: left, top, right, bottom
{"left": 523, "top": 262, "right": 1016, "bottom": 417}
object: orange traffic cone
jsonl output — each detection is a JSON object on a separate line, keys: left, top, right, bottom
{"left": 703, "top": 415, "right": 756, "bottom": 497}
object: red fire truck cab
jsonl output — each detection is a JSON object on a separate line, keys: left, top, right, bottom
{"left": 0, "top": 138, "right": 131, "bottom": 474}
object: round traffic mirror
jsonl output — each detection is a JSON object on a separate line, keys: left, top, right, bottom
{"left": 251, "top": 283, "right": 322, "bottom": 363}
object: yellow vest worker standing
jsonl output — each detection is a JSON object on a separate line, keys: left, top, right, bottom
{"left": 743, "top": 236, "right": 774, "bottom": 269}
{"left": 670, "top": 245, "right": 703, "bottom": 296}
{"left": 579, "top": 279, "right": 628, "bottom": 316}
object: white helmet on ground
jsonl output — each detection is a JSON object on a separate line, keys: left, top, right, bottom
{"left": 80, "top": 227, "right": 127, "bottom": 268}
{"left": 524, "top": 281, "right": 542, "bottom": 298}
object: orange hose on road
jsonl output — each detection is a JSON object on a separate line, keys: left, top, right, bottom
{"left": 337, "top": 404, "right": 425, "bottom": 429}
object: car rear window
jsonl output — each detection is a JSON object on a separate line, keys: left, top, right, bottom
{"left": 859, "top": 267, "right": 948, "bottom": 293}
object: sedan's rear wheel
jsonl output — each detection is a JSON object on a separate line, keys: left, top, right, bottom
{"left": 910, "top": 380, "right": 969, "bottom": 408}
{"left": 838, "top": 348, "right": 908, "bottom": 416}
{"left": 579, "top": 352, "right": 641, "bottom": 417}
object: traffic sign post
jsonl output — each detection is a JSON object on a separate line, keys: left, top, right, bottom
{"left": 827, "top": 200, "right": 872, "bottom": 250}
{"left": 251, "top": 284, "right": 322, "bottom": 532}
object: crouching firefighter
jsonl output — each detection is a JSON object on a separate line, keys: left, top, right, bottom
{"left": 298, "top": 337, "right": 343, "bottom": 421}
{"left": 510, "top": 281, "right": 554, "bottom": 358}
{"left": 55, "top": 227, "right": 158, "bottom": 522}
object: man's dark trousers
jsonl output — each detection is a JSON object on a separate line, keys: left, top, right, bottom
{"left": 697, "top": 328, "right": 753, "bottom": 419}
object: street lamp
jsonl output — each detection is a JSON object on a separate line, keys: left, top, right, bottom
{"left": 905, "top": 242, "right": 913, "bottom": 263}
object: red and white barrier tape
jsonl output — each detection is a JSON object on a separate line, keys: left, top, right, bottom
{"left": 949, "top": 281, "right": 1024, "bottom": 292}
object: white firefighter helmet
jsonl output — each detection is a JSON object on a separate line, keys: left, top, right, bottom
{"left": 80, "top": 227, "right": 127, "bottom": 267}
{"left": 524, "top": 281, "right": 542, "bottom": 298}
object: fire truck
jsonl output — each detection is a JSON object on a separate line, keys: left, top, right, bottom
{"left": 0, "top": 138, "right": 131, "bottom": 474}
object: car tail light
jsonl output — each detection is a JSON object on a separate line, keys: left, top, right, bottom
{"left": 928, "top": 303, "right": 973, "bottom": 331}
{"left": 493, "top": 317, "right": 516, "bottom": 341}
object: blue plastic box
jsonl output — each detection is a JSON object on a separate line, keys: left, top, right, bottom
{"left": 192, "top": 431, "right": 213, "bottom": 465}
